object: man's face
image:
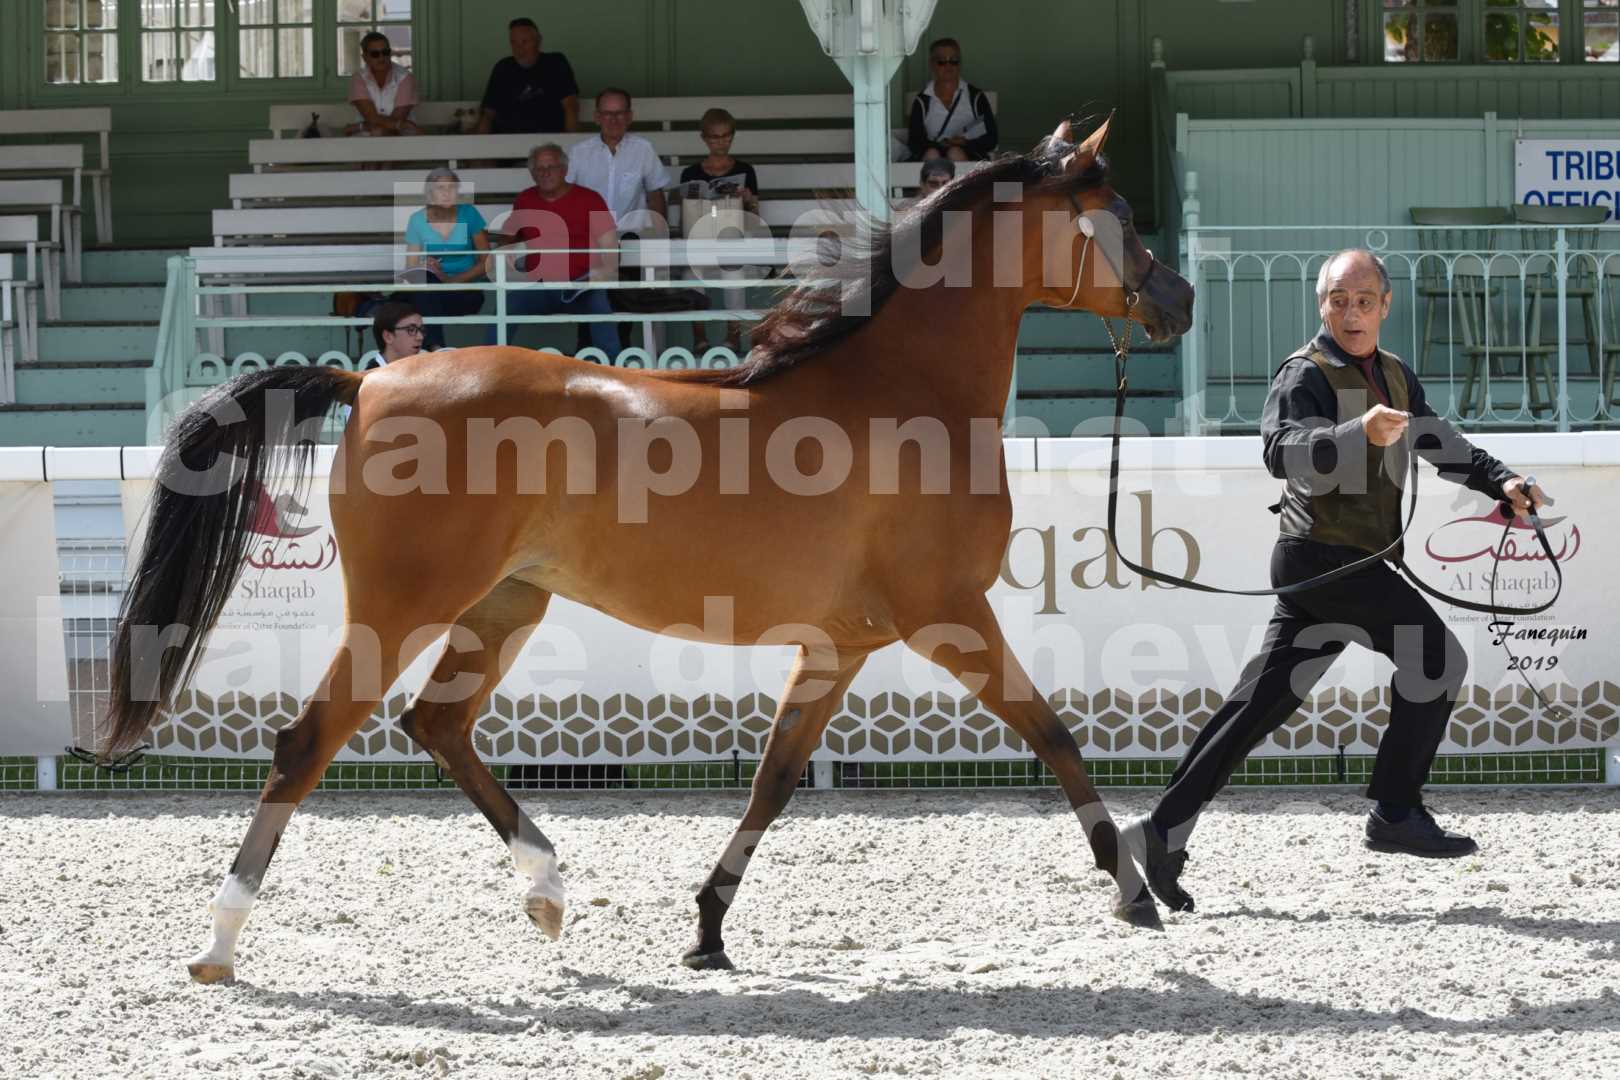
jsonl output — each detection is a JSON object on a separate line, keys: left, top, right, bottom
{"left": 530, "top": 151, "right": 566, "bottom": 196}
{"left": 596, "top": 94, "right": 631, "bottom": 140}
{"left": 922, "top": 173, "right": 949, "bottom": 194}
{"left": 930, "top": 47, "right": 961, "bottom": 79}
{"left": 510, "top": 26, "right": 541, "bottom": 66}
{"left": 363, "top": 39, "right": 392, "bottom": 78}
{"left": 1318, "top": 257, "right": 1392, "bottom": 357}
{"left": 382, "top": 315, "right": 424, "bottom": 358}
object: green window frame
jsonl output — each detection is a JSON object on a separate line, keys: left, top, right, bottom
{"left": 1378, "top": 0, "right": 1620, "bottom": 62}
{"left": 43, "top": 0, "right": 119, "bottom": 85}
{"left": 139, "top": 0, "right": 216, "bottom": 83}
{"left": 335, "top": 0, "right": 412, "bottom": 77}
{"left": 237, "top": 0, "right": 315, "bottom": 80}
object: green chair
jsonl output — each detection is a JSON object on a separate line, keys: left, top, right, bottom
{"left": 1410, "top": 206, "right": 1510, "bottom": 378}
{"left": 1512, "top": 203, "right": 1606, "bottom": 377}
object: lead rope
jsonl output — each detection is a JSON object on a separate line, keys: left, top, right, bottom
{"left": 1100, "top": 314, "right": 1571, "bottom": 728}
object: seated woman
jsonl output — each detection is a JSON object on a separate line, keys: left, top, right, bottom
{"left": 347, "top": 32, "right": 421, "bottom": 137}
{"left": 679, "top": 108, "right": 760, "bottom": 214}
{"left": 906, "top": 37, "right": 998, "bottom": 162}
{"left": 402, "top": 167, "right": 490, "bottom": 350}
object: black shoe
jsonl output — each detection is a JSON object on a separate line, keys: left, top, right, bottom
{"left": 1364, "top": 805, "right": 1477, "bottom": 858}
{"left": 1128, "top": 815, "right": 1195, "bottom": 912}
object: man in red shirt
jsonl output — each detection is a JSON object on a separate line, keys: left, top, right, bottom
{"left": 494, "top": 143, "right": 622, "bottom": 361}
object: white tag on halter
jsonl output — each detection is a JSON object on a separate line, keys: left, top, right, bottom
{"left": 1077, "top": 216, "right": 1096, "bottom": 238}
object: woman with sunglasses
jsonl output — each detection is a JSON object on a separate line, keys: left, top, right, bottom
{"left": 347, "top": 31, "right": 420, "bottom": 137}
{"left": 906, "top": 37, "right": 998, "bottom": 163}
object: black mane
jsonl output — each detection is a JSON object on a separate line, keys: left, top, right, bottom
{"left": 689, "top": 136, "right": 1110, "bottom": 387}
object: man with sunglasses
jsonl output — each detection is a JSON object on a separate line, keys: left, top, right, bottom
{"left": 906, "top": 37, "right": 998, "bottom": 162}
{"left": 347, "top": 31, "right": 419, "bottom": 137}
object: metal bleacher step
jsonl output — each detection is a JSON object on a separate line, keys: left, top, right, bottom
{"left": 61, "top": 283, "right": 166, "bottom": 322}
{"left": 0, "top": 403, "right": 148, "bottom": 447}
{"left": 79, "top": 247, "right": 182, "bottom": 284}
{"left": 36, "top": 321, "right": 159, "bottom": 363}
{"left": 12, "top": 359, "right": 147, "bottom": 407}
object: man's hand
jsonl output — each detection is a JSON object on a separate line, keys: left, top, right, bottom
{"left": 1502, "top": 475, "right": 1548, "bottom": 520}
{"left": 1361, "top": 404, "right": 1409, "bottom": 447}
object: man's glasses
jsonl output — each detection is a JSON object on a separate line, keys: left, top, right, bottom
{"left": 932, "top": 56, "right": 961, "bottom": 65}
{"left": 701, "top": 130, "right": 735, "bottom": 142}
{"left": 392, "top": 323, "right": 425, "bottom": 336}
{"left": 366, "top": 47, "right": 391, "bottom": 58}
{"left": 596, "top": 109, "right": 630, "bottom": 119}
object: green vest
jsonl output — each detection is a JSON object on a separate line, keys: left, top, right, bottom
{"left": 1277, "top": 345, "right": 1411, "bottom": 557}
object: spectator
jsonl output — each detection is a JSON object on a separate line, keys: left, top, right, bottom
{"left": 346, "top": 32, "right": 420, "bottom": 137}
{"left": 906, "top": 37, "right": 998, "bottom": 162}
{"left": 919, "top": 157, "right": 955, "bottom": 194}
{"left": 567, "top": 88, "right": 670, "bottom": 231}
{"left": 679, "top": 108, "right": 760, "bottom": 214}
{"left": 371, "top": 300, "right": 425, "bottom": 364}
{"left": 477, "top": 17, "right": 580, "bottom": 135}
{"left": 402, "top": 167, "right": 490, "bottom": 350}
{"left": 498, "top": 143, "right": 622, "bottom": 361}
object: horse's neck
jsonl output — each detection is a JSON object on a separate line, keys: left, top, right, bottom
{"left": 853, "top": 259, "right": 1024, "bottom": 419}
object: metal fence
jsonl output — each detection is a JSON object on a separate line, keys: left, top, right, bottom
{"left": 1179, "top": 221, "right": 1620, "bottom": 435}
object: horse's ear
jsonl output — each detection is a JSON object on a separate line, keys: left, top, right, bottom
{"left": 1050, "top": 118, "right": 1074, "bottom": 146}
{"left": 1073, "top": 114, "right": 1113, "bottom": 166}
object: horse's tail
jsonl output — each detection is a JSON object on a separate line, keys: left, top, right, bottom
{"left": 103, "top": 365, "right": 363, "bottom": 757}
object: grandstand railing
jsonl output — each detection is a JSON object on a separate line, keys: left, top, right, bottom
{"left": 1178, "top": 220, "right": 1620, "bottom": 435}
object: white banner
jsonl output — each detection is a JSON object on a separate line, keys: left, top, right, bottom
{"left": 119, "top": 437, "right": 1617, "bottom": 763}
{"left": 0, "top": 482, "right": 72, "bottom": 756}
{"left": 1515, "top": 139, "right": 1620, "bottom": 217}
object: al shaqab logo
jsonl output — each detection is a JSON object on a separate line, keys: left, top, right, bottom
{"left": 1424, "top": 503, "right": 1581, "bottom": 567}
{"left": 245, "top": 484, "right": 339, "bottom": 572}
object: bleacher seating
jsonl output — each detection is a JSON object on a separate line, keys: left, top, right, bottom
{"left": 268, "top": 94, "right": 860, "bottom": 138}
{"left": 0, "top": 214, "right": 61, "bottom": 323}
{"left": 0, "top": 179, "right": 81, "bottom": 283}
{"left": 0, "top": 108, "right": 113, "bottom": 242}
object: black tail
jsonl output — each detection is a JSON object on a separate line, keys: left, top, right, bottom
{"left": 104, "top": 365, "right": 361, "bottom": 756}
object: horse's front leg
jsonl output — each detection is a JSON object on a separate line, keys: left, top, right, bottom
{"left": 900, "top": 595, "right": 1161, "bottom": 930}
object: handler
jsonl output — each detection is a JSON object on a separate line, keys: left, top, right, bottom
{"left": 1131, "top": 248, "right": 1546, "bottom": 912}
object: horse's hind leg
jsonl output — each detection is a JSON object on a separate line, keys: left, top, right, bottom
{"left": 901, "top": 595, "right": 1161, "bottom": 930}
{"left": 396, "top": 576, "right": 570, "bottom": 939}
{"left": 187, "top": 599, "right": 452, "bottom": 984}
{"left": 684, "top": 644, "right": 870, "bottom": 971}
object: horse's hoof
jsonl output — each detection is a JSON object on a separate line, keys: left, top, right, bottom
{"left": 680, "top": 948, "right": 734, "bottom": 971}
{"left": 525, "top": 894, "right": 565, "bottom": 941}
{"left": 1112, "top": 886, "right": 1165, "bottom": 932}
{"left": 186, "top": 960, "right": 235, "bottom": 985}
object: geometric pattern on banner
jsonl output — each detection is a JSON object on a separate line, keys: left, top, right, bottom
{"left": 148, "top": 681, "right": 1620, "bottom": 761}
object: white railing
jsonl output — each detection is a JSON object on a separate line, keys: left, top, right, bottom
{"left": 1179, "top": 214, "right": 1620, "bottom": 435}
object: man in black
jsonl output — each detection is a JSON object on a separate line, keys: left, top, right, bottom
{"left": 1129, "top": 249, "right": 1546, "bottom": 912}
{"left": 477, "top": 17, "right": 580, "bottom": 135}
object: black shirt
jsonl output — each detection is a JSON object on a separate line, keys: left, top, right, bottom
{"left": 678, "top": 159, "right": 759, "bottom": 196}
{"left": 480, "top": 54, "right": 579, "bottom": 134}
{"left": 1261, "top": 328, "right": 1515, "bottom": 500}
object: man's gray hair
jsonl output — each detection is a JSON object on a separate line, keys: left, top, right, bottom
{"left": 1315, "top": 248, "right": 1392, "bottom": 301}
{"left": 529, "top": 142, "right": 567, "bottom": 168}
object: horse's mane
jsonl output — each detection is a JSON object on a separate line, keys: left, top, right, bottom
{"left": 674, "top": 135, "right": 1111, "bottom": 388}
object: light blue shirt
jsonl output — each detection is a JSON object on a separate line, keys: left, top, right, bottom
{"left": 405, "top": 203, "right": 487, "bottom": 278}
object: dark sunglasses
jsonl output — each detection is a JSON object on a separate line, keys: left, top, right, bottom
{"left": 933, "top": 56, "right": 961, "bottom": 65}
{"left": 366, "top": 47, "right": 392, "bottom": 58}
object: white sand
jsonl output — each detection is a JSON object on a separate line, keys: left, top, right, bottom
{"left": 1, "top": 787, "right": 1617, "bottom": 1079}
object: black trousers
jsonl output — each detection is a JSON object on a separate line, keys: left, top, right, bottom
{"left": 403, "top": 273, "right": 484, "bottom": 350}
{"left": 1150, "top": 537, "right": 1467, "bottom": 846}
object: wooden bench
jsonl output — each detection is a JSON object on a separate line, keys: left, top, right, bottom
{"left": 0, "top": 179, "right": 81, "bottom": 283}
{"left": 0, "top": 215, "right": 61, "bottom": 324}
{"left": 268, "top": 94, "right": 859, "bottom": 138}
{"left": 0, "top": 108, "right": 113, "bottom": 243}
{"left": 249, "top": 129, "right": 858, "bottom": 171}
{"left": 228, "top": 161, "right": 954, "bottom": 207}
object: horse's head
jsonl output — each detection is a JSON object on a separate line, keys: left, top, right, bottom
{"left": 1026, "top": 116, "right": 1194, "bottom": 343}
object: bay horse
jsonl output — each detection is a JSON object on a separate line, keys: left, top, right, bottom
{"left": 104, "top": 116, "right": 1195, "bottom": 982}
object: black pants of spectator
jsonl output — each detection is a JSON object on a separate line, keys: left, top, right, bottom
{"left": 1149, "top": 537, "right": 1467, "bottom": 849}
{"left": 401, "top": 274, "right": 484, "bottom": 350}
